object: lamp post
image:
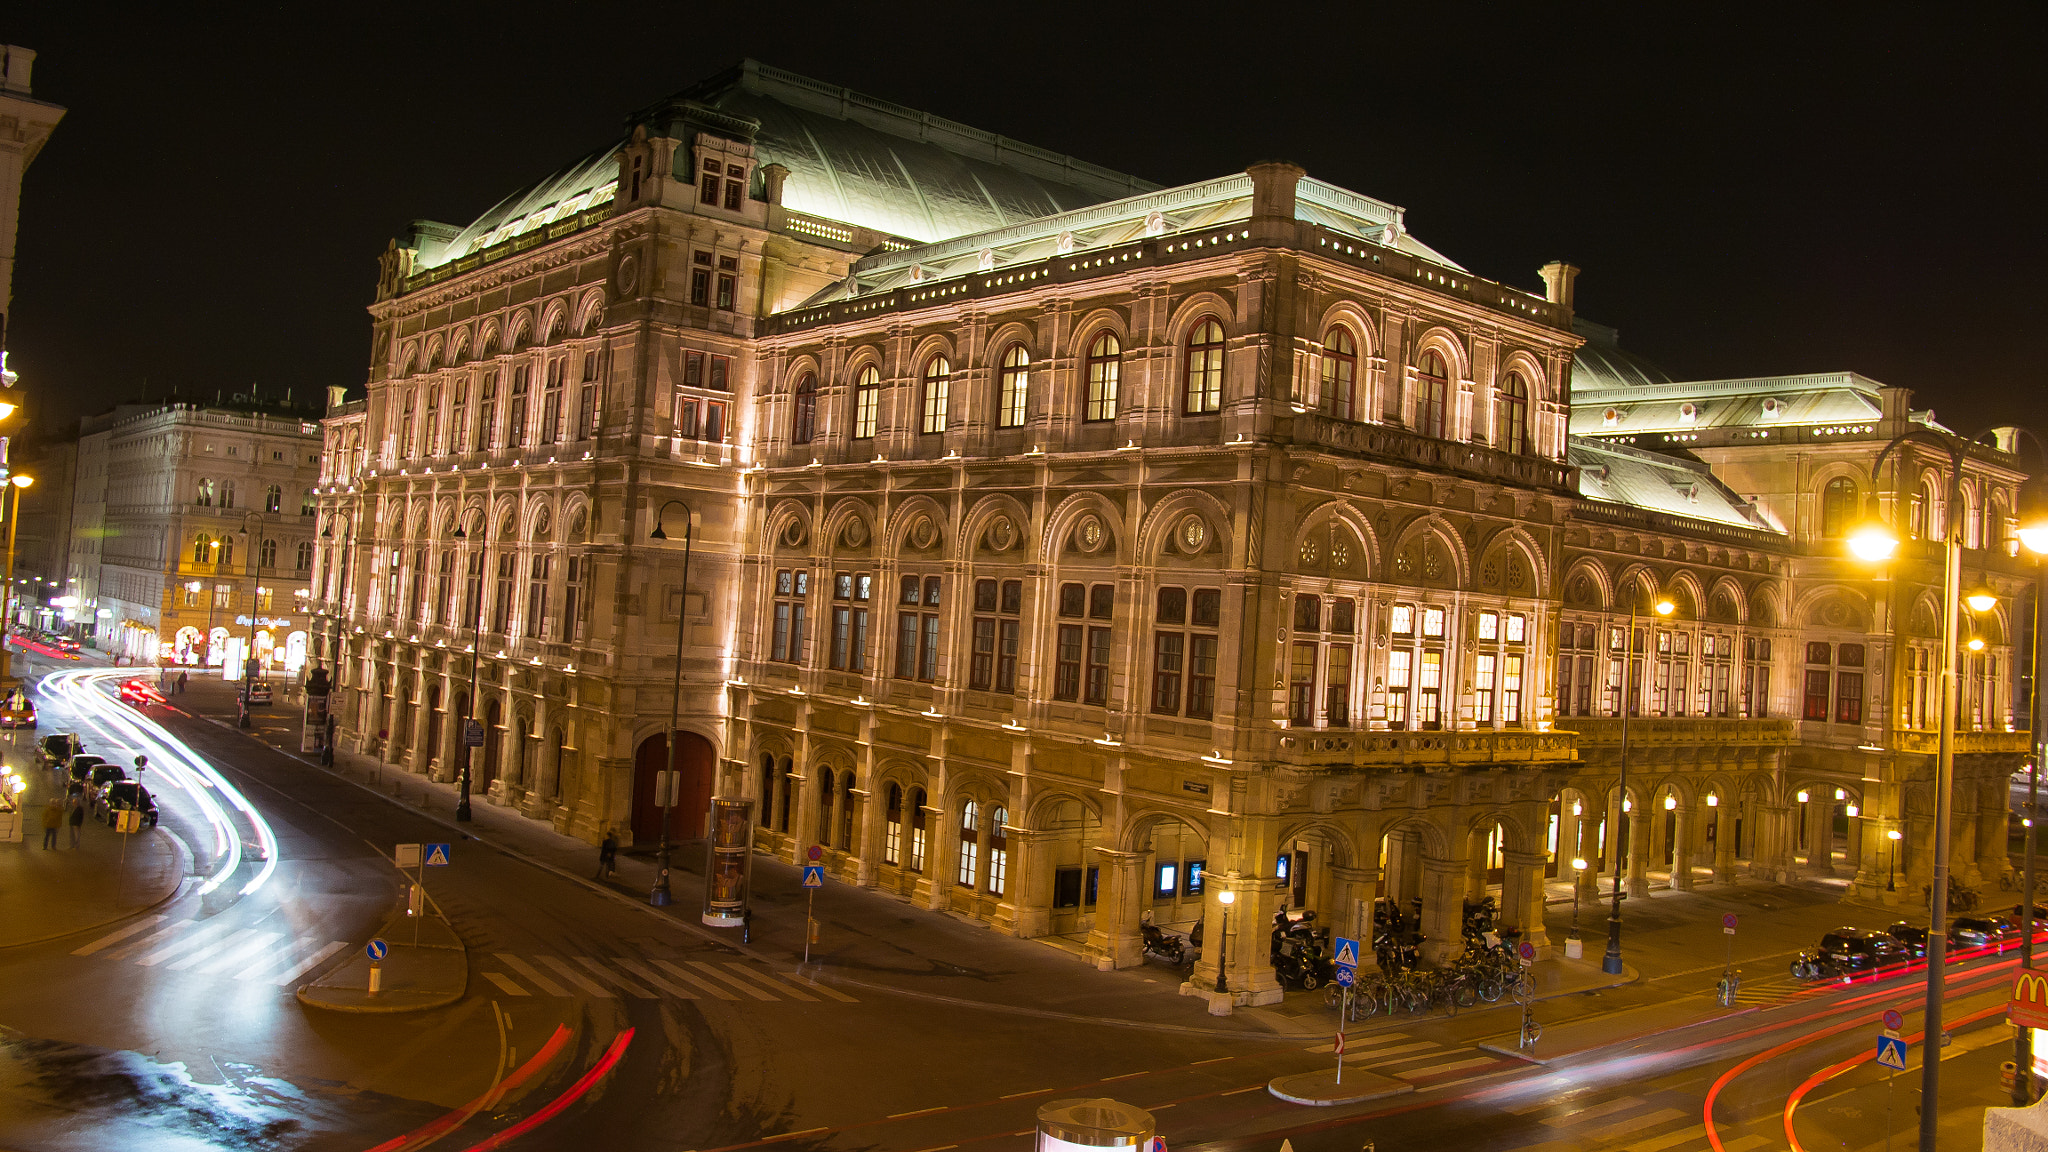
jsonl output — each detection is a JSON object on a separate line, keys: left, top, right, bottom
{"left": 451, "top": 509, "right": 488, "bottom": 823}
{"left": 1887, "top": 827, "right": 1901, "bottom": 893}
{"left": 1605, "top": 575, "right": 1674, "bottom": 976}
{"left": 1569, "top": 855, "right": 1587, "bottom": 939}
{"left": 1845, "top": 428, "right": 2048, "bottom": 1147}
{"left": 1214, "top": 888, "right": 1236, "bottom": 994}
{"left": 234, "top": 511, "right": 262, "bottom": 728}
{"left": 317, "top": 513, "right": 354, "bottom": 764}
{"left": 0, "top": 473, "right": 32, "bottom": 679}
{"left": 648, "top": 499, "right": 695, "bottom": 907}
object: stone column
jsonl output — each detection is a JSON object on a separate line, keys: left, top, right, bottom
{"left": 1086, "top": 849, "right": 1146, "bottom": 971}
{"left": 1418, "top": 853, "right": 1467, "bottom": 966}
{"left": 1328, "top": 863, "right": 1379, "bottom": 973}
{"left": 1576, "top": 809, "right": 1601, "bottom": 901}
{"left": 1951, "top": 790, "right": 1983, "bottom": 890}
{"left": 1006, "top": 828, "right": 1051, "bottom": 938}
{"left": 1502, "top": 849, "right": 1550, "bottom": 953}
{"left": 409, "top": 668, "right": 434, "bottom": 774}
{"left": 856, "top": 771, "right": 888, "bottom": 891}
{"left": 521, "top": 691, "right": 555, "bottom": 820}
{"left": 1669, "top": 803, "right": 1695, "bottom": 891}
{"left": 1464, "top": 836, "right": 1489, "bottom": 905}
{"left": 1712, "top": 804, "right": 1738, "bottom": 883}
{"left": 1974, "top": 782, "right": 2008, "bottom": 891}
{"left": 1905, "top": 813, "right": 1936, "bottom": 897}
{"left": 1804, "top": 800, "right": 1834, "bottom": 877}
{"left": 1627, "top": 804, "right": 1651, "bottom": 899}
{"left": 1758, "top": 803, "right": 1796, "bottom": 883}
{"left": 432, "top": 672, "right": 462, "bottom": 784}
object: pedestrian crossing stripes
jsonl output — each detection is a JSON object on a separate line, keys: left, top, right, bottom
{"left": 1508, "top": 1093, "right": 1770, "bottom": 1151}
{"left": 1299, "top": 1031, "right": 1502, "bottom": 1082}
{"left": 72, "top": 917, "right": 350, "bottom": 986}
{"left": 479, "top": 954, "right": 860, "bottom": 1004}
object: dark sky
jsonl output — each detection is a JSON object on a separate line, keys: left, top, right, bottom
{"left": 6, "top": 4, "right": 2045, "bottom": 441}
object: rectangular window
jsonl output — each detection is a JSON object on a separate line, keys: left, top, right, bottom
{"left": 1417, "top": 650, "right": 1442, "bottom": 728}
{"left": 709, "top": 356, "right": 730, "bottom": 392}
{"left": 1477, "top": 611, "right": 1498, "bottom": 641}
{"left": 1153, "top": 587, "right": 1219, "bottom": 719}
{"left": 1505, "top": 613, "right": 1525, "bottom": 643}
{"left": 678, "top": 397, "right": 699, "bottom": 440}
{"left": 684, "top": 351, "right": 703, "bottom": 389}
{"left": 563, "top": 555, "right": 586, "bottom": 642}
{"left": 1055, "top": 623, "right": 1084, "bottom": 701}
{"left": 970, "top": 577, "right": 1023, "bottom": 694}
{"left": 1085, "top": 627, "right": 1111, "bottom": 706}
{"left": 1804, "top": 669, "right": 1831, "bottom": 721}
{"left": 691, "top": 251, "right": 711, "bottom": 305}
{"left": 703, "top": 401, "right": 726, "bottom": 443}
{"left": 1390, "top": 604, "right": 1413, "bottom": 636}
{"left": 478, "top": 373, "right": 497, "bottom": 451}
{"left": 1289, "top": 641, "right": 1317, "bottom": 726}
{"left": 1188, "top": 635, "right": 1217, "bottom": 720}
{"left": 1324, "top": 644, "right": 1351, "bottom": 727}
{"left": 525, "top": 553, "right": 552, "bottom": 639}
{"left": 1387, "top": 649, "right": 1412, "bottom": 729}
{"left": 1474, "top": 652, "right": 1497, "bottom": 723}
{"left": 771, "top": 569, "right": 806, "bottom": 664}
{"left": 1421, "top": 607, "right": 1445, "bottom": 638}
{"left": 492, "top": 553, "right": 515, "bottom": 633}
{"left": 1501, "top": 654, "right": 1523, "bottom": 724}
{"left": 1153, "top": 632, "right": 1184, "bottom": 714}
{"left": 699, "top": 163, "right": 720, "bottom": 205}
{"left": 1835, "top": 672, "right": 1865, "bottom": 724}
{"left": 717, "top": 256, "right": 738, "bottom": 311}
{"left": 724, "top": 164, "right": 744, "bottom": 211}
{"left": 540, "top": 359, "right": 564, "bottom": 444}
{"left": 450, "top": 380, "right": 469, "bottom": 452}
{"left": 853, "top": 382, "right": 879, "bottom": 440}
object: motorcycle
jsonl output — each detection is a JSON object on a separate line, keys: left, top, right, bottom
{"left": 1141, "top": 922, "right": 1186, "bottom": 967}
{"left": 1272, "top": 937, "right": 1337, "bottom": 990}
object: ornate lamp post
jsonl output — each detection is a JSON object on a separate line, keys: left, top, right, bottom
{"left": 648, "top": 499, "right": 695, "bottom": 907}
{"left": 1213, "top": 888, "right": 1236, "bottom": 995}
{"left": 1886, "top": 827, "right": 1901, "bottom": 893}
{"left": 1604, "top": 574, "right": 1673, "bottom": 976}
{"left": 233, "top": 511, "right": 262, "bottom": 728}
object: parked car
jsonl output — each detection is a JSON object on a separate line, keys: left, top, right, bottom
{"left": 97, "top": 781, "right": 157, "bottom": 828}
{"left": 67, "top": 754, "right": 107, "bottom": 785}
{"left": 0, "top": 688, "right": 35, "bottom": 728}
{"left": 118, "top": 678, "right": 165, "bottom": 707}
{"left": 1794, "top": 927, "right": 1912, "bottom": 978}
{"left": 1884, "top": 921, "right": 1948, "bottom": 958}
{"left": 85, "top": 763, "right": 127, "bottom": 802}
{"left": 38, "top": 732, "right": 81, "bottom": 768}
{"left": 1950, "top": 916, "right": 2015, "bottom": 948}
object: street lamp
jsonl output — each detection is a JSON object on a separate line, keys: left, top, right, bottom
{"left": 0, "top": 473, "right": 31, "bottom": 683}
{"left": 1849, "top": 426, "right": 2048, "bottom": 1146}
{"left": 1886, "top": 828, "right": 1902, "bottom": 893}
{"left": 234, "top": 512, "right": 262, "bottom": 728}
{"left": 451, "top": 510, "right": 488, "bottom": 822}
{"left": 648, "top": 500, "right": 695, "bottom": 907}
{"left": 1569, "top": 855, "right": 1588, "bottom": 944}
{"left": 1604, "top": 574, "right": 1673, "bottom": 976}
{"left": 1214, "top": 888, "right": 1236, "bottom": 994}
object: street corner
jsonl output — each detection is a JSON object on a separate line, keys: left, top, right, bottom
{"left": 1267, "top": 1067, "right": 1415, "bottom": 1107}
{"left": 296, "top": 945, "right": 469, "bottom": 1015}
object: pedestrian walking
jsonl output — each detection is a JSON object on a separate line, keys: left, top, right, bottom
{"left": 742, "top": 906, "right": 753, "bottom": 944}
{"left": 596, "top": 831, "right": 618, "bottom": 881}
{"left": 177, "top": 670, "right": 188, "bottom": 694}
{"left": 40, "top": 796, "right": 61, "bottom": 849}
{"left": 67, "top": 798, "right": 85, "bottom": 847}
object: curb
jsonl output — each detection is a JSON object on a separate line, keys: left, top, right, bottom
{"left": 0, "top": 831, "right": 192, "bottom": 952}
{"left": 1267, "top": 1068, "right": 1415, "bottom": 1106}
{"left": 295, "top": 984, "right": 468, "bottom": 1015}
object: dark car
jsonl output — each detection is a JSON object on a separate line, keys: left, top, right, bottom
{"left": 86, "top": 763, "right": 127, "bottom": 801}
{"left": 1950, "top": 916, "right": 2014, "bottom": 948}
{"left": 1816, "top": 927, "right": 1912, "bottom": 972}
{"left": 118, "top": 678, "right": 165, "bottom": 707}
{"left": 98, "top": 781, "right": 157, "bottom": 828}
{"left": 2000, "top": 905, "right": 2048, "bottom": 934}
{"left": 67, "top": 753, "right": 107, "bottom": 784}
{"left": 39, "top": 732, "right": 81, "bottom": 768}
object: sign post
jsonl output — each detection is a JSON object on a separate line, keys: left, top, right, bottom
{"left": 1517, "top": 940, "right": 1540, "bottom": 1050}
{"left": 802, "top": 849, "right": 825, "bottom": 964}
{"left": 366, "top": 938, "right": 388, "bottom": 996}
{"left": 1718, "top": 914, "right": 1740, "bottom": 1007}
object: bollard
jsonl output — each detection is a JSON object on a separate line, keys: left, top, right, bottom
{"left": 368, "top": 963, "right": 383, "bottom": 996}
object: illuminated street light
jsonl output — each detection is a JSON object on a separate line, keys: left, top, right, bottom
{"left": 1965, "top": 586, "right": 1998, "bottom": 614}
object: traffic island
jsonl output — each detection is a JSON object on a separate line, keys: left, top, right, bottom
{"left": 297, "top": 904, "right": 467, "bottom": 1014}
{"left": 1267, "top": 1067, "right": 1414, "bottom": 1106}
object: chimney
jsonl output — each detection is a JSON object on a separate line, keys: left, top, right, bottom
{"left": 761, "top": 163, "right": 789, "bottom": 206}
{"left": 1246, "top": 161, "right": 1306, "bottom": 222}
{"left": 1538, "top": 262, "right": 1580, "bottom": 310}
{"left": 0, "top": 46, "right": 35, "bottom": 95}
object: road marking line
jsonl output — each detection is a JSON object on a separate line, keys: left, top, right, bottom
{"left": 235, "top": 934, "right": 323, "bottom": 980}
{"left": 1000, "top": 1088, "right": 1053, "bottom": 1099}
{"left": 766, "top": 1128, "right": 829, "bottom": 1141}
{"left": 497, "top": 954, "right": 570, "bottom": 997}
{"left": 575, "top": 958, "right": 655, "bottom": 998}
{"left": 1099, "top": 1071, "right": 1148, "bottom": 1081}
{"left": 651, "top": 959, "right": 741, "bottom": 1000}
{"left": 1725, "top": 1137, "right": 1769, "bottom": 1152}
{"left": 270, "top": 940, "right": 348, "bottom": 986}
{"left": 1577, "top": 1107, "right": 1687, "bottom": 1142}
{"left": 483, "top": 972, "right": 530, "bottom": 997}
{"left": 908, "top": 1145, "right": 957, "bottom": 1152}
{"left": 196, "top": 931, "right": 284, "bottom": 974}
{"left": 1147, "top": 1104, "right": 1176, "bottom": 1111}
{"left": 1356, "top": 1041, "right": 1441, "bottom": 1064}
{"left": 888, "top": 1107, "right": 945, "bottom": 1118}
{"left": 71, "top": 915, "right": 166, "bottom": 955}
{"left": 1542, "top": 1096, "right": 1647, "bottom": 1126}
{"left": 614, "top": 957, "right": 698, "bottom": 999}
{"left": 723, "top": 963, "right": 818, "bottom": 1002}
{"left": 1188, "top": 1057, "right": 1233, "bottom": 1065}
{"left": 1628, "top": 1124, "right": 1706, "bottom": 1151}
{"left": 1396, "top": 1056, "right": 1498, "bottom": 1080}
{"left": 685, "top": 960, "right": 777, "bottom": 1001}
{"left": 775, "top": 971, "right": 859, "bottom": 1002}
{"left": 537, "top": 955, "right": 612, "bottom": 997}
{"left": 138, "top": 922, "right": 233, "bottom": 966}
{"left": 1222, "top": 1085, "right": 1264, "bottom": 1095}
{"left": 105, "top": 919, "right": 196, "bottom": 961}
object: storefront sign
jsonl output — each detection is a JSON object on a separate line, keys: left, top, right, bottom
{"left": 1182, "top": 780, "right": 1210, "bottom": 795}
{"left": 2011, "top": 968, "right": 2048, "bottom": 1029}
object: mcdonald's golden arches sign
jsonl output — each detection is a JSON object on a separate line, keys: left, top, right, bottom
{"left": 2011, "top": 968, "right": 2048, "bottom": 1029}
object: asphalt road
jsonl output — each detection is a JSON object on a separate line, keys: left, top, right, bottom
{"left": 0, "top": 652, "right": 2034, "bottom": 1151}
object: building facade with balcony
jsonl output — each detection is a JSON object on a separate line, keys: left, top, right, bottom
{"left": 75, "top": 399, "right": 324, "bottom": 672}
{"left": 327, "top": 60, "right": 2033, "bottom": 1007}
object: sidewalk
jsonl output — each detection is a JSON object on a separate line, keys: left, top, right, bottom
{"left": 0, "top": 729, "right": 184, "bottom": 950}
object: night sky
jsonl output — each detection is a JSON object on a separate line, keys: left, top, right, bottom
{"left": 5, "top": 5, "right": 2044, "bottom": 443}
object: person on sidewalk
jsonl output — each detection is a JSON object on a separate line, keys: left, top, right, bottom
{"left": 597, "top": 831, "right": 618, "bottom": 881}
{"left": 40, "top": 796, "right": 61, "bottom": 849}
{"left": 176, "top": 670, "right": 188, "bottom": 694}
{"left": 67, "top": 798, "right": 85, "bottom": 847}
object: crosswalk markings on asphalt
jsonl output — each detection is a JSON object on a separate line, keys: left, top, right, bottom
{"left": 476, "top": 954, "right": 861, "bottom": 1004}
{"left": 1300, "top": 1032, "right": 1499, "bottom": 1081}
{"left": 73, "top": 919, "right": 351, "bottom": 986}
{"left": 1511, "top": 1094, "right": 1771, "bottom": 1152}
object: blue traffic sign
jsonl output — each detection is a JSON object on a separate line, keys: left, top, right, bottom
{"left": 802, "top": 865, "right": 825, "bottom": 888}
{"left": 1875, "top": 1034, "right": 1909, "bottom": 1071}
{"left": 424, "top": 843, "right": 451, "bottom": 866}
{"left": 1335, "top": 964, "right": 1356, "bottom": 988}
{"left": 366, "top": 939, "right": 388, "bottom": 962}
{"left": 1332, "top": 936, "right": 1361, "bottom": 968}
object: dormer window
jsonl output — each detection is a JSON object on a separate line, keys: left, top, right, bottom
{"left": 701, "top": 157, "right": 747, "bottom": 210}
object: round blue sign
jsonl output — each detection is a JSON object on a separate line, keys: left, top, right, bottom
{"left": 1335, "top": 966, "right": 1355, "bottom": 988}
{"left": 366, "top": 939, "right": 388, "bottom": 961}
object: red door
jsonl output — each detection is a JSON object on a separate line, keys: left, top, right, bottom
{"left": 632, "top": 731, "right": 718, "bottom": 842}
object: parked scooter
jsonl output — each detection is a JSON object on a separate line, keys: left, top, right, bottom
{"left": 1272, "top": 936, "right": 1337, "bottom": 990}
{"left": 1141, "top": 922, "right": 1186, "bottom": 966}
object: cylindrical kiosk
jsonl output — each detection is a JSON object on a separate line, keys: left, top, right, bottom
{"left": 702, "top": 796, "right": 756, "bottom": 928}
{"left": 1035, "top": 1098, "right": 1154, "bottom": 1152}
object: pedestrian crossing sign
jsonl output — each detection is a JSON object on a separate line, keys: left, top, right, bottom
{"left": 802, "top": 865, "right": 825, "bottom": 888}
{"left": 1332, "top": 936, "right": 1360, "bottom": 968}
{"left": 1875, "top": 1034, "right": 1909, "bottom": 1071}
{"left": 423, "top": 843, "right": 451, "bottom": 867}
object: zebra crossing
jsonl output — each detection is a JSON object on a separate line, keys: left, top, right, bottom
{"left": 1300, "top": 1031, "right": 1504, "bottom": 1082}
{"left": 478, "top": 953, "right": 860, "bottom": 1003}
{"left": 72, "top": 914, "right": 350, "bottom": 985}
{"left": 1505, "top": 1092, "right": 1769, "bottom": 1151}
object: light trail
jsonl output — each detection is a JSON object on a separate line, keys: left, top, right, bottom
{"left": 38, "top": 668, "right": 281, "bottom": 897}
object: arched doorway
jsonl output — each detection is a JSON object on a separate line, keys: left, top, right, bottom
{"left": 423, "top": 685, "right": 442, "bottom": 768}
{"left": 481, "top": 698, "right": 503, "bottom": 788}
{"left": 631, "top": 730, "right": 716, "bottom": 843}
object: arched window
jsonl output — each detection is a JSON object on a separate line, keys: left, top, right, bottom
{"left": 1319, "top": 327, "right": 1356, "bottom": 421}
{"left": 908, "top": 786, "right": 928, "bottom": 872}
{"left": 759, "top": 755, "right": 776, "bottom": 829}
{"left": 998, "top": 344, "right": 1029, "bottom": 428}
{"left": 839, "top": 773, "right": 856, "bottom": 850}
{"left": 1085, "top": 332, "right": 1121, "bottom": 422}
{"left": 817, "top": 768, "right": 836, "bottom": 844}
{"left": 1496, "top": 372, "right": 1529, "bottom": 455}
{"left": 921, "top": 356, "right": 951, "bottom": 434}
{"left": 956, "top": 799, "right": 980, "bottom": 887}
{"left": 884, "top": 783, "right": 903, "bottom": 865}
{"left": 302, "top": 488, "right": 317, "bottom": 516}
{"left": 987, "top": 805, "right": 1008, "bottom": 896}
{"left": 296, "top": 541, "right": 313, "bottom": 571}
{"left": 852, "top": 365, "right": 880, "bottom": 440}
{"left": 222, "top": 480, "right": 236, "bottom": 510}
{"left": 265, "top": 484, "right": 282, "bottom": 513}
{"left": 259, "top": 538, "right": 278, "bottom": 569}
{"left": 196, "top": 479, "right": 213, "bottom": 508}
{"left": 1415, "top": 350, "right": 1450, "bottom": 439}
{"left": 1821, "top": 477, "right": 1858, "bottom": 539}
{"left": 791, "top": 374, "right": 817, "bottom": 444}
{"left": 218, "top": 536, "right": 234, "bottom": 569}
{"left": 1184, "top": 318, "right": 1224, "bottom": 414}
{"left": 193, "top": 534, "right": 212, "bottom": 564}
